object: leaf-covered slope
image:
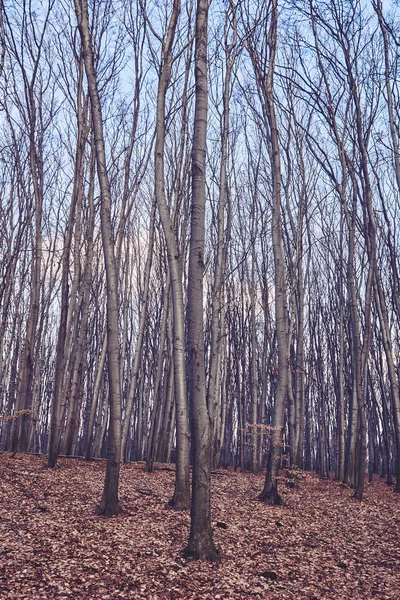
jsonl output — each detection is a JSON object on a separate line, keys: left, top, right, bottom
{"left": 0, "top": 453, "right": 399, "bottom": 599}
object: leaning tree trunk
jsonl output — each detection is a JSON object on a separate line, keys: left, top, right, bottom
{"left": 185, "top": 0, "right": 219, "bottom": 561}
{"left": 74, "top": 0, "right": 122, "bottom": 516}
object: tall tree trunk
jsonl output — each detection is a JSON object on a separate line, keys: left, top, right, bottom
{"left": 74, "top": 0, "right": 122, "bottom": 516}
{"left": 48, "top": 87, "right": 89, "bottom": 465}
{"left": 151, "top": 0, "right": 190, "bottom": 510}
{"left": 248, "top": 0, "right": 289, "bottom": 505}
{"left": 84, "top": 333, "right": 107, "bottom": 460}
{"left": 146, "top": 274, "right": 170, "bottom": 472}
{"left": 185, "top": 0, "right": 219, "bottom": 561}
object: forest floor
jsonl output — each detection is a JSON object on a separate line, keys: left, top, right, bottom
{"left": 0, "top": 453, "right": 399, "bottom": 599}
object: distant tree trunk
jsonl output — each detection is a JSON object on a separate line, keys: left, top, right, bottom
{"left": 84, "top": 333, "right": 107, "bottom": 460}
{"left": 48, "top": 79, "right": 89, "bottom": 465}
{"left": 374, "top": 278, "right": 400, "bottom": 491}
{"left": 74, "top": 0, "right": 122, "bottom": 516}
{"left": 293, "top": 142, "right": 307, "bottom": 469}
{"left": 185, "top": 0, "right": 219, "bottom": 561}
{"left": 374, "top": 354, "right": 393, "bottom": 485}
{"left": 121, "top": 199, "right": 156, "bottom": 460}
{"left": 208, "top": 2, "right": 236, "bottom": 469}
{"left": 62, "top": 142, "right": 87, "bottom": 457}
{"left": 146, "top": 274, "right": 170, "bottom": 472}
{"left": 67, "top": 179, "right": 95, "bottom": 457}
{"left": 157, "top": 323, "right": 175, "bottom": 463}
{"left": 336, "top": 216, "right": 345, "bottom": 481}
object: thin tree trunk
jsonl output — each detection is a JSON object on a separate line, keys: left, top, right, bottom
{"left": 146, "top": 275, "right": 170, "bottom": 472}
{"left": 208, "top": 4, "right": 236, "bottom": 468}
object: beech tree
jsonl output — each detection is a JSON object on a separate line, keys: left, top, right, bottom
{"left": 185, "top": 0, "right": 219, "bottom": 561}
{"left": 74, "top": 0, "right": 122, "bottom": 516}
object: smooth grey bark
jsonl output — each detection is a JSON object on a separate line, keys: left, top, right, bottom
{"left": 374, "top": 0, "right": 400, "bottom": 493}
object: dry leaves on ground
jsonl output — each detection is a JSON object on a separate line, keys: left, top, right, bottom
{"left": 0, "top": 453, "right": 399, "bottom": 599}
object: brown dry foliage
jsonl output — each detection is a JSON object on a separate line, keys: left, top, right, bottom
{"left": 0, "top": 453, "right": 399, "bottom": 599}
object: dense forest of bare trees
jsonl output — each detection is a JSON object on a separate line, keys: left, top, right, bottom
{"left": 1, "top": 0, "right": 400, "bottom": 558}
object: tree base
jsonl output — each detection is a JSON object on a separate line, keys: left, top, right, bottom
{"left": 258, "top": 488, "right": 283, "bottom": 505}
{"left": 95, "top": 501, "right": 121, "bottom": 516}
{"left": 169, "top": 495, "right": 190, "bottom": 511}
{"left": 184, "top": 540, "right": 220, "bottom": 562}
{"left": 353, "top": 488, "right": 363, "bottom": 501}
